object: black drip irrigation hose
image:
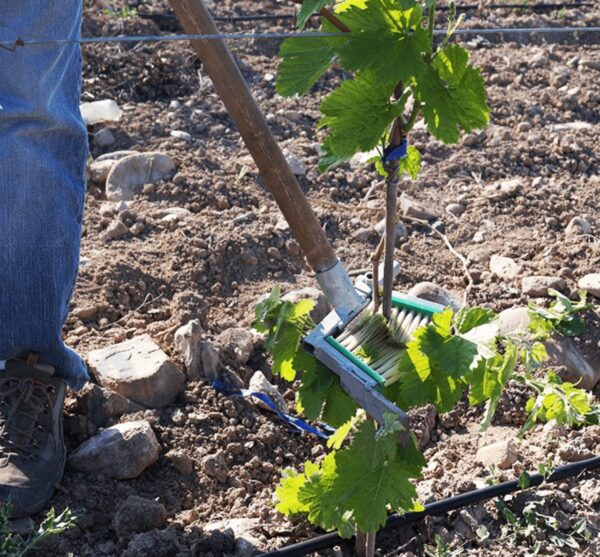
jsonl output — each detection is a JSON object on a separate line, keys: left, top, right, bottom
{"left": 261, "top": 455, "right": 600, "bottom": 557}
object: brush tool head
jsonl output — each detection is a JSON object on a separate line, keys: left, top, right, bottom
{"left": 303, "top": 292, "right": 445, "bottom": 438}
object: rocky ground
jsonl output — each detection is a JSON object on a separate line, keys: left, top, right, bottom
{"left": 20, "top": 0, "right": 600, "bottom": 555}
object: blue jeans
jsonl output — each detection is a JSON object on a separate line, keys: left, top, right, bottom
{"left": 0, "top": 1, "right": 89, "bottom": 390}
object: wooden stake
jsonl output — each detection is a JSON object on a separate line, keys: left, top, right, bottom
{"left": 168, "top": 0, "right": 338, "bottom": 274}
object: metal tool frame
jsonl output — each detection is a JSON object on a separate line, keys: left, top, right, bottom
{"left": 304, "top": 272, "right": 444, "bottom": 442}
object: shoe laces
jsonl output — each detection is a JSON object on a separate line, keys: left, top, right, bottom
{"left": 0, "top": 376, "right": 53, "bottom": 461}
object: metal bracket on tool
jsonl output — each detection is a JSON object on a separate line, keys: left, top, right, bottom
{"left": 304, "top": 260, "right": 412, "bottom": 443}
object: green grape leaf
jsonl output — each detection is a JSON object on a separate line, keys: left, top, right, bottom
{"left": 329, "top": 421, "right": 425, "bottom": 532}
{"left": 254, "top": 296, "right": 315, "bottom": 382}
{"left": 455, "top": 306, "right": 497, "bottom": 334}
{"left": 398, "top": 145, "right": 421, "bottom": 179}
{"left": 276, "top": 36, "right": 337, "bottom": 97}
{"left": 469, "top": 342, "right": 518, "bottom": 430}
{"left": 319, "top": 71, "right": 408, "bottom": 158}
{"left": 297, "top": 0, "right": 330, "bottom": 29}
{"left": 295, "top": 349, "right": 358, "bottom": 427}
{"left": 298, "top": 453, "right": 350, "bottom": 533}
{"left": 318, "top": 138, "right": 353, "bottom": 172}
{"left": 414, "top": 44, "right": 489, "bottom": 144}
{"left": 276, "top": 19, "right": 343, "bottom": 97}
{"left": 327, "top": 413, "right": 361, "bottom": 449}
{"left": 335, "top": 0, "right": 430, "bottom": 85}
{"left": 523, "top": 371, "right": 593, "bottom": 432}
{"left": 392, "top": 309, "right": 481, "bottom": 412}
{"left": 322, "top": 382, "right": 359, "bottom": 427}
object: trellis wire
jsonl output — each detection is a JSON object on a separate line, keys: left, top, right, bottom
{"left": 0, "top": 25, "right": 598, "bottom": 50}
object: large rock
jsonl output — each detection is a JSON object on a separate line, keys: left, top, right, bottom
{"left": 578, "top": 274, "right": 600, "bottom": 298}
{"left": 248, "top": 371, "right": 289, "bottom": 414}
{"left": 407, "top": 281, "right": 460, "bottom": 309}
{"left": 68, "top": 420, "right": 160, "bottom": 479}
{"left": 282, "top": 287, "right": 331, "bottom": 324}
{"left": 497, "top": 307, "right": 531, "bottom": 337}
{"left": 476, "top": 439, "right": 519, "bottom": 470}
{"left": 490, "top": 255, "right": 521, "bottom": 280}
{"left": 174, "top": 319, "right": 221, "bottom": 381}
{"left": 106, "top": 152, "right": 176, "bottom": 201}
{"left": 114, "top": 496, "right": 167, "bottom": 539}
{"left": 88, "top": 334, "right": 185, "bottom": 408}
{"left": 521, "top": 276, "right": 566, "bottom": 297}
{"left": 75, "top": 383, "right": 144, "bottom": 427}
{"left": 122, "top": 528, "right": 179, "bottom": 557}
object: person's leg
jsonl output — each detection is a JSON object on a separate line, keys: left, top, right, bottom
{"left": 0, "top": 0, "right": 88, "bottom": 391}
{"left": 0, "top": 1, "right": 88, "bottom": 517}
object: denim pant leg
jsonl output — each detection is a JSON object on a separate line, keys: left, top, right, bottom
{"left": 0, "top": 1, "right": 89, "bottom": 390}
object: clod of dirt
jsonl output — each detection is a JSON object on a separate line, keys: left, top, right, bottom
{"left": 216, "top": 327, "right": 260, "bottom": 367}
{"left": 68, "top": 420, "right": 160, "bottom": 479}
{"left": 475, "top": 439, "right": 520, "bottom": 470}
{"left": 106, "top": 152, "right": 176, "bottom": 201}
{"left": 201, "top": 451, "right": 229, "bottom": 483}
{"left": 165, "top": 449, "right": 194, "bottom": 476}
{"left": 88, "top": 334, "right": 185, "bottom": 408}
{"left": 122, "top": 527, "right": 179, "bottom": 557}
{"left": 113, "top": 496, "right": 167, "bottom": 540}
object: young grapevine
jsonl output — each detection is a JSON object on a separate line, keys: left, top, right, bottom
{"left": 252, "top": 0, "right": 599, "bottom": 550}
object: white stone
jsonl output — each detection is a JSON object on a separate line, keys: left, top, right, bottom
{"left": 407, "top": 281, "right": 460, "bottom": 309}
{"left": 565, "top": 216, "right": 592, "bottom": 236}
{"left": 68, "top": 420, "right": 159, "bottom": 479}
{"left": 76, "top": 383, "right": 144, "bottom": 427}
{"left": 490, "top": 255, "right": 521, "bottom": 280}
{"left": 374, "top": 217, "right": 408, "bottom": 240}
{"left": 106, "top": 153, "right": 176, "bottom": 201}
{"left": 80, "top": 99, "right": 122, "bottom": 126}
{"left": 174, "top": 319, "right": 221, "bottom": 381}
{"left": 399, "top": 192, "right": 437, "bottom": 221}
{"left": 552, "top": 122, "right": 594, "bottom": 132}
{"left": 496, "top": 306, "right": 531, "bottom": 336}
{"left": 248, "top": 371, "right": 288, "bottom": 414}
{"left": 170, "top": 130, "right": 192, "bottom": 141}
{"left": 476, "top": 439, "right": 519, "bottom": 470}
{"left": 88, "top": 334, "right": 185, "bottom": 408}
{"left": 283, "top": 149, "right": 306, "bottom": 176}
{"left": 521, "top": 275, "right": 566, "bottom": 297}
{"left": 545, "top": 336, "right": 600, "bottom": 390}
{"left": 578, "top": 273, "right": 600, "bottom": 297}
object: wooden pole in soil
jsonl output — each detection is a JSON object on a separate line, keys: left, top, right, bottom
{"left": 167, "top": 0, "right": 337, "bottom": 275}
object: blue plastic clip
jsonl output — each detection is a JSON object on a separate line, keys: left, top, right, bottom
{"left": 383, "top": 140, "right": 408, "bottom": 164}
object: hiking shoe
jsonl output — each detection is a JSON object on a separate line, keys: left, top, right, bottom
{"left": 0, "top": 358, "right": 66, "bottom": 518}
